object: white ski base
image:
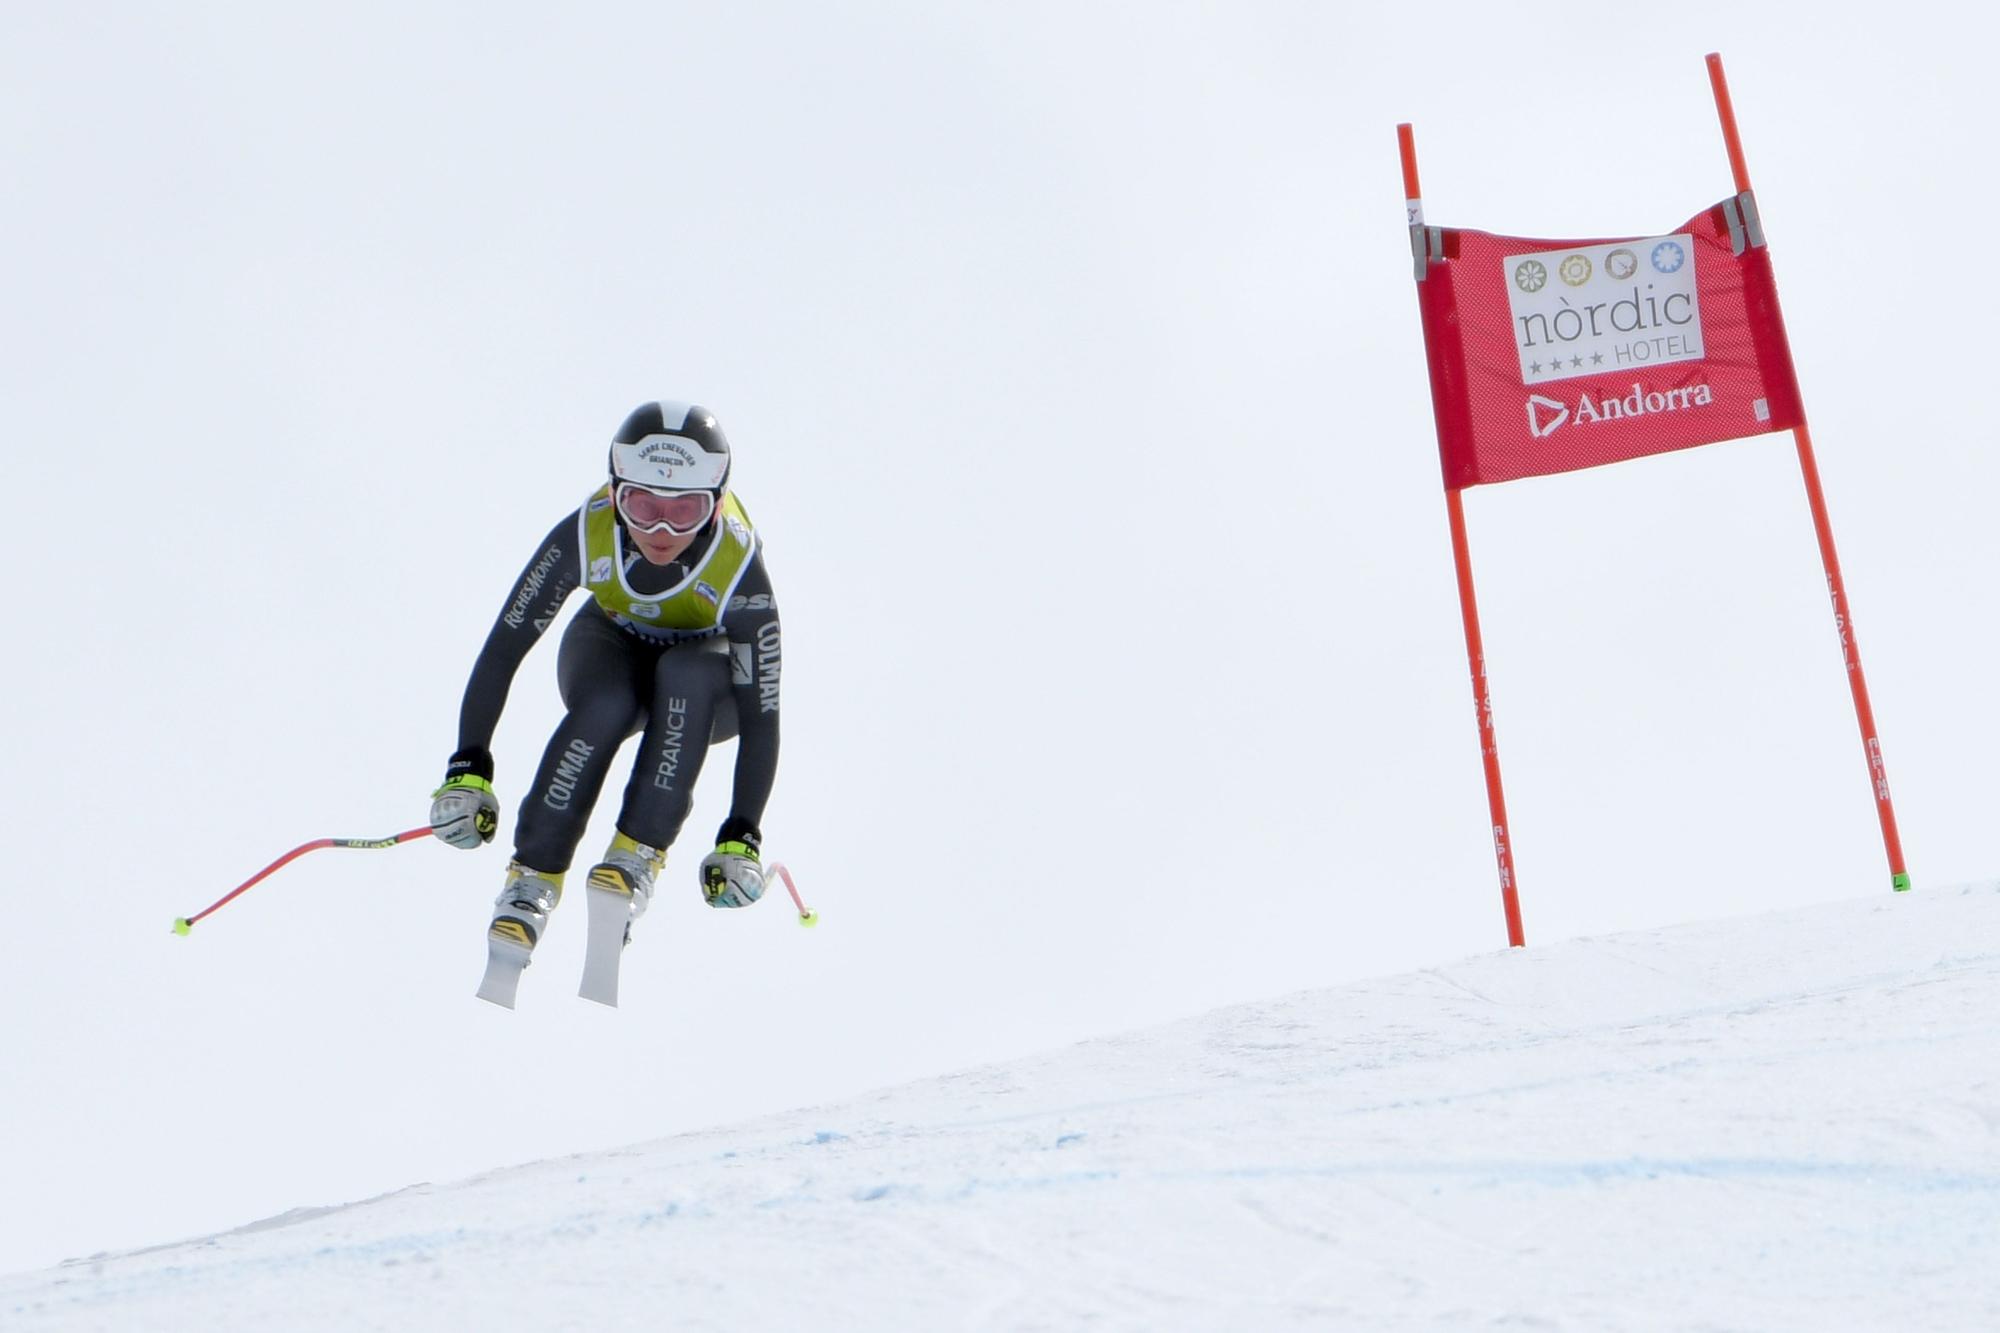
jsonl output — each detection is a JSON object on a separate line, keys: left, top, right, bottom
{"left": 474, "top": 934, "right": 531, "bottom": 1009}
{"left": 578, "top": 885, "right": 631, "bottom": 1007}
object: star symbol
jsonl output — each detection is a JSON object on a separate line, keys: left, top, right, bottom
{"left": 1570, "top": 356, "right": 1584, "bottom": 369}
{"left": 1591, "top": 352, "right": 1604, "bottom": 365}
{"left": 1529, "top": 361, "right": 1543, "bottom": 375}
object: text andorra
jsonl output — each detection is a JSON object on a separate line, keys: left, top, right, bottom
{"left": 1577, "top": 382, "right": 1713, "bottom": 422}
{"left": 1530, "top": 381, "right": 1717, "bottom": 437}
{"left": 1517, "top": 286, "right": 1693, "bottom": 350}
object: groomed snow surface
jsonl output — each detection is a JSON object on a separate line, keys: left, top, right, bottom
{"left": 9, "top": 884, "right": 1998, "bottom": 1331}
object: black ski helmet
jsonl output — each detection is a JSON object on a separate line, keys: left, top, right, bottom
{"left": 607, "top": 401, "right": 731, "bottom": 495}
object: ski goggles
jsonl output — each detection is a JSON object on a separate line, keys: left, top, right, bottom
{"left": 615, "top": 483, "right": 717, "bottom": 536}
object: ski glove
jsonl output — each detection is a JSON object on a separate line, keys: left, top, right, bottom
{"left": 430, "top": 748, "right": 500, "bottom": 850}
{"left": 700, "top": 822, "right": 765, "bottom": 908}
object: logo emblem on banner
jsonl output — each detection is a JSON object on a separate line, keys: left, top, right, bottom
{"left": 1525, "top": 395, "right": 1570, "bottom": 438}
{"left": 1504, "top": 234, "right": 1705, "bottom": 385}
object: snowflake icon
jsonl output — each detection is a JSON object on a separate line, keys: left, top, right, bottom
{"left": 1651, "top": 241, "right": 1686, "bottom": 274}
{"left": 1514, "top": 260, "right": 1548, "bottom": 293}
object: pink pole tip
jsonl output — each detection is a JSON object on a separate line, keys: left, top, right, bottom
{"left": 769, "top": 862, "right": 813, "bottom": 919}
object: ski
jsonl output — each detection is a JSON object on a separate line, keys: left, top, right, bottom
{"left": 578, "top": 882, "right": 632, "bottom": 1007}
{"left": 476, "top": 923, "right": 533, "bottom": 1009}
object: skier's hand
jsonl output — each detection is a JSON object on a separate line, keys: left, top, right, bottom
{"left": 700, "top": 832, "right": 765, "bottom": 909}
{"left": 430, "top": 748, "right": 499, "bottom": 849}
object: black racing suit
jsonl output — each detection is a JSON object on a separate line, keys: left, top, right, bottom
{"left": 453, "top": 508, "right": 781, "bottom": 873}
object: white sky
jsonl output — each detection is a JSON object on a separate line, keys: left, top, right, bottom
{"left": 3, "top": 1, "right": 1995, "bottom": 1276}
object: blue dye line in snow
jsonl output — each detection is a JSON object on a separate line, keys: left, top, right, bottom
{"left": 1188, "top": 1157, "right": 2000, "bottom": 1193}
{"left": 810, "top": 1157, "right": 2000, "bottom": 1210}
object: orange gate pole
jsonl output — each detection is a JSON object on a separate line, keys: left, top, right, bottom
{"left": 1402, "top": 122, "right": 1528, "bottom": 946}
{"left": 1706, "top": 53, "right": 1910, "bottom": 891}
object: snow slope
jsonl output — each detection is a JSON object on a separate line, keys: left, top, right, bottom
{"left": 8, "top": 884, "right": 1998, "bottom": 1331}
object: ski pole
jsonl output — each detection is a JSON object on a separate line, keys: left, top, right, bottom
{"left": 173, "top": 827, "right": 432, "bottom": 935}
{"left": 767, "top": 862, "right": 818, "bottom": 927}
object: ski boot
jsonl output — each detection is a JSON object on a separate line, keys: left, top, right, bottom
{"left": 579, "top": 831, "right": 666, "bottom": 1007}
{"left": 476, "top": 861, "right": 564, "bottom": 1009}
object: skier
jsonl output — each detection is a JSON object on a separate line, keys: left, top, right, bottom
{"left": 426, "top": 401, "right": 782, "bottom": 1007}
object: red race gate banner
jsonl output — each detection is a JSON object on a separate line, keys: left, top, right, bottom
{"left": 1400, "top": 54, "right": 1909, "bottom": 951}
{"left": 1415, "top": 197, "right": 1805, "bottom": 489}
